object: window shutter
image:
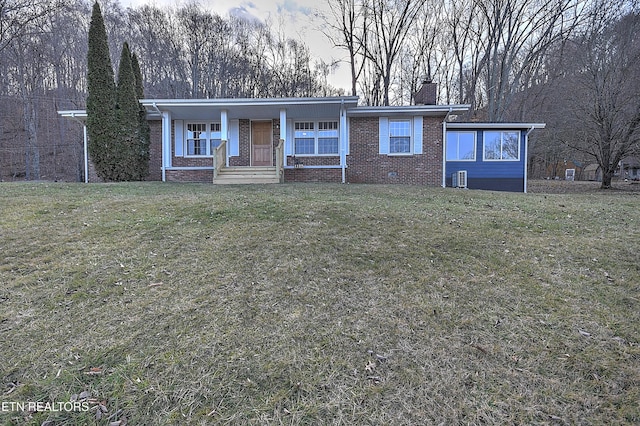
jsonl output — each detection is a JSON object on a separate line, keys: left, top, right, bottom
{"left": 229, "top": 119, "right": 239, "bottom": 156}
{"left": 174, "top": 120, "right": 184, "bottom": 156}
{"left": 285, "top": 119, "right": 294, "bottom": 155}
{"left": 379, "top": 117, "right": 389, "bottom": 154}
{"left": 413, "top": 116, "right": 423, "bottom": 154}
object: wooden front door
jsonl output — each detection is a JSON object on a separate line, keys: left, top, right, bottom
{"left": 252, "top": 121, "right": 272, "bottom": 166}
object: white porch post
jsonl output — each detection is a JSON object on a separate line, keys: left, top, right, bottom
{"left": 221, "top": 109, "right": 229, "bottom": 166}
{"left": 161, "top": 111, "right": 171, "bottom": 182}
{"left": 340, "top": 103, "right": 347, "bottom": 183}
{"left": 280, "top": 108, "right": 287, "bottom": 163}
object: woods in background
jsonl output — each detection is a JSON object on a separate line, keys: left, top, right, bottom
{"left": 0, "top": 0, "right": 638, "bottom": 185}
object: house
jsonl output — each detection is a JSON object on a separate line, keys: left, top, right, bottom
{"left": 58, "top": 93, "right": 544, "bottom": 191}
{"left": 620, "top": 157, "right": 640, "bottom": 181}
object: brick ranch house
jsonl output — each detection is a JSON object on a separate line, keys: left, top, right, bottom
{"left": 59, "top": 88, "right": 544, "bottom": 192}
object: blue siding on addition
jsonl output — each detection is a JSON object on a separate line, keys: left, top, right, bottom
{"left": 445, "top": 129, "right": 527, "bottom": 192}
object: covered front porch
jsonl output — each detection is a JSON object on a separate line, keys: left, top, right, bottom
{"left": 140, "top": 97, "right": 358, "bottom": 184}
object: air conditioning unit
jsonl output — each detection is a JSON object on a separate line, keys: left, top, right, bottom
{"left": 452, "top": 170, "right": 468, "bottom": 188}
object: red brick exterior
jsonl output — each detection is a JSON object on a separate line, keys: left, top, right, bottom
{"left": 148, "top": 120, "right": 162, "bottom": 181}
{"left": 229, "top": 119, "right": 251, "bottom": 167}
{"left": 153, "top": 114, "right": 444, "bottom": 185}
{"left": 166, "top": 169, "right": 212, "bottom": 182}
{"left": 346, "top": 116, "right": 443, "bottom": 185}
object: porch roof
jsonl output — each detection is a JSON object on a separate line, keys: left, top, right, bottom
{"left": 140, "top": 96, "right": 360, "bottom": 120}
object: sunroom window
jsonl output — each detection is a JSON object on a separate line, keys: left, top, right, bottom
{"left": 446, "top": 131, "right": 476, "bottom": 161}
{"left": 484, "top": 131, "right": 520, "bottom": 161}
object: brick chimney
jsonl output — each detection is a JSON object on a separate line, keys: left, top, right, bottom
{"left": 414, "top": 77, "right": 437, "bottom": 105}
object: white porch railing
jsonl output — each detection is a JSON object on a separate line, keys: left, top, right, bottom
{"left": 213, "top": 139, "right": 227, "bottom": 181}
{"left": 275, "top": 138, "right": 284, "bottom": 183}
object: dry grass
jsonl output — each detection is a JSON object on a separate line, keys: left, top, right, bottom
{"left": 1, "top": 182, "right": 639, "bottom": 425}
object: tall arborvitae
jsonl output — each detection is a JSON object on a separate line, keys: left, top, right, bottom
{"left": 86, "top": 1, "right": 117, "bottom": 181}
{"left": 131, "top": 52, "right": 150, "bottom": 179}
{"left": 115, "top": 41, "right": 143, "bottom": 180}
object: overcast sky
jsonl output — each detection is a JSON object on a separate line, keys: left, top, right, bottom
{"left": 117, "top": 0, "right": 351, "bottom": 91}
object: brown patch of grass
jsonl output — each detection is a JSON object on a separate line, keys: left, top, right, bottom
{"left": 528, "top": 178, "right": 640, "bottom": 194}
{"left": 1, "top": 182, "right": 639, "bottom": 425}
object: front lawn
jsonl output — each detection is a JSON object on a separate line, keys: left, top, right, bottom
{"left": 1, "top": 183, "right": 638, "bottom": 425}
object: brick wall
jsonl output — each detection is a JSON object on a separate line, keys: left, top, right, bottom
{"left": 153, "top": 115, "right": 444, "bottom": 185}
{"left": 284, "top": 168, "right": 342, "bottom": 182}
{"left": 166, "top": 169, "right": 212, "bottom": 182}
{"left": 230, "top": 119, "right": 251, "bottom": 167}
{"left": 148, "top": 120, "right": 162, "bottom": 181}
{"left": 346, "top": 116, "right": 443, "bottom": 185}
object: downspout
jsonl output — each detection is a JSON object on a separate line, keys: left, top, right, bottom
{"left": 524, "top": 125, "right": 535, "bottom": 193}
{"left": 152, "top": 103, "right": 167, "bottom": 182}
{"left": 442, "top": 107, "right": 453, "bottom": 188}
{"left": 70, "top": 113, "right": 88, "bottom": 183}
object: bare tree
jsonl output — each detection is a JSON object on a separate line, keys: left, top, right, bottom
{"left": 323, "top": 0, "right": 369, "bottom": 97}
{"left": 363, "top": 0, "right": 426, "bottom": 105}
{"left": 560, "top": 6, "right": 640, "bottom": 188}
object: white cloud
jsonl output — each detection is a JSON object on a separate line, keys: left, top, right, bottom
{"left": 278, "top": 0, "right": 312, "bottom": 16}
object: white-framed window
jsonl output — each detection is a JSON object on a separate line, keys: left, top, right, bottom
{"left": 186, "top": 122, "right": 222, "bottom": 157}
{"left": 483, "top": 131, "right": 520, "bottom": 161}
{"left": 446, "top": 131, "right": 476, "bottom": 161}
{"left": 389, "top": 119, "right": 411, "bottom": 154}
{"left": 294, "top": 120, "right": 339, "bottom": 155}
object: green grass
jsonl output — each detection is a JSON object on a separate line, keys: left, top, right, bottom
{"left": 1, "top": 182, "right": 639, "bottom": 425}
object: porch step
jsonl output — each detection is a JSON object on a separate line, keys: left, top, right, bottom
{"left": 213, "top": 167, "right": 280, "bottom": 184}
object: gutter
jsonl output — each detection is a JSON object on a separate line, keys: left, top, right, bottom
{"left": 151, "top": 102, "right": 162, "bottom": 115}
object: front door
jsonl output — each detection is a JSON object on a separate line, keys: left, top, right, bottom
{"left": 252, "top": 121, "right": 272, "bottom": 166}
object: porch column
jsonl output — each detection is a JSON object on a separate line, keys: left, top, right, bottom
{"left": 340, "top": 104, "right": 347, "bottom": 183}
{"left": 280, "top": 108, "right": 287, "bottom": 165}
{"left": 161, "top": 111, "right": 171, "bottom": 182}
{"left": 221, "top": 109, "right": 229, "bottom": 166}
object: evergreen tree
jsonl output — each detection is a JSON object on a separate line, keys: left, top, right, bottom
{"left": 115, "top": 41, "right": 144, "bottom": 180}
{"left": 131, "top": 52, "right": 150, "bottom": 179}
{"left": 86, "top": 1, "right": 117, "bottom": 181}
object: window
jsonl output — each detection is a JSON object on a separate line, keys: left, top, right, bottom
{"left": 294, "top": 121, "right": 339, "bottom": 155}
{"left": 185, "top": 122, "right": 222, "bottom": 156}
{"left": 483, "top": 131, "right": 520, "bottom": 161}
{"left": 446, "top": 131, "right": 476, "bottom": 161}
{"left": 210, "top": 122, "right": 222, "bottom": 153}
{"left": 389, "top": 120, "right": 411, "bottom": 154}
{"left": 186, "top": 123, "right": 207, "bottom": 156}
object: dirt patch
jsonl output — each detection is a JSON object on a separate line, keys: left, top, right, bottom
{"left": 528, "top": 179, "right": 640, "bottom": 194}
